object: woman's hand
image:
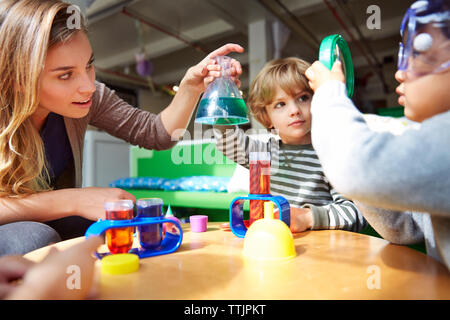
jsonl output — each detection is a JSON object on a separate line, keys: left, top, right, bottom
{"left": 0, "top": 188, "right": 135, "bottom": 225}
{"left": 160, "top": 43, "right": 244, "bottom": 140}
{"left": 179, "top": 43, "right": 244, "bottom": 95}
{"left": 305, "top": 60, "right": 345, "bottom": 92}
{"left": 70, "top": 187, "right": 136, "bottom": 222}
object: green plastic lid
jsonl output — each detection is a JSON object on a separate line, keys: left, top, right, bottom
{"left": 318, "top": 34, "right": 354, "bottom": 98}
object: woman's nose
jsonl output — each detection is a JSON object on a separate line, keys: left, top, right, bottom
{"left": 78, "top": 71, "right": 96, "bottom": 94}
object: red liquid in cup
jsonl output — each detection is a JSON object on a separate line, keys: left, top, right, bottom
{"left": 249, "top": 159, "right": 270, "bottom": 226}
{"left": 105, "top": 208, "right": 134, "bottom": 254}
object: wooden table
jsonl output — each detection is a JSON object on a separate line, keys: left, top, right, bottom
{"left": 25, "top": 222, "right": 450, "bottom": 299}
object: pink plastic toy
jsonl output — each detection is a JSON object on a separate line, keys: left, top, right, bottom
{"left": 162, "top": 205, "right": 181, "bottom": 236}
{"left": 189, "top": 215, "right": 208, "bottom": 232}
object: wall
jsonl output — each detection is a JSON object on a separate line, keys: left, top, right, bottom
{"left": 139, "top": 87, "right": 197, "bottom": 137}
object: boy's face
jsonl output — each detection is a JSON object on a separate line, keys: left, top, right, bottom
{"left": 265, "top": 85, "right": 312, "bottom": 144}
{"left": 395, "top": 69, "right": 450, "bottom": 122}
{"left": 395, "top": 24, "right": 450, "bottom": 122}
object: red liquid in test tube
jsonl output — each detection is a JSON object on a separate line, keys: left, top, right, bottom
{"left": 249, "top": 152, "right": 270, "bottom": 226}
{"left": 104, "top": 200, "right": 134, "bottom": 254}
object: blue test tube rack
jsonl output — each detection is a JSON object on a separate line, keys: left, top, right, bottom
{"left": 85, "top": 216, "right": 183, "bottom": 259}
{"left": 229, "top": 194, "right": 291, "bottom": 238}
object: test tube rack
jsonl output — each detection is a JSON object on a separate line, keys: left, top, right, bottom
{"left": 229, "top": 194, "right": 290, "bottom": 238}
{"left": 85, "top": 217, "right": 183, "bottom": 259}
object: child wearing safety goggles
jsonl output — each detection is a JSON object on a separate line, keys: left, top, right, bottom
{"left": 305, "top": 0, "right": 450, "bottom": 270}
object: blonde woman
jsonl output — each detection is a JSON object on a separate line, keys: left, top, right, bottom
{"left": 0, "top": 0, "right": 243, "bottom": 255}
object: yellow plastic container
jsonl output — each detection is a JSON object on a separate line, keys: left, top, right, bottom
{"left": 243, "top": 201, "right": 296, "bottom": 261}
{"left": 101, "top": 253, "right": 140, "bottom": 275}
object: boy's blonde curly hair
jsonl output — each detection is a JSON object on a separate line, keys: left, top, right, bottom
{"left": 248, "top": 57, "right": 313, "bottom": 128}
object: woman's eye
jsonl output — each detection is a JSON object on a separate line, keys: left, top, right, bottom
{"left": 87, "top": 59, "right": 95, "bottom": 69}
{"left": 274, "top": 102, "right": 285, "bottom": 108}
{"left": 58, "top": 72, "right": 72, "bottom": 80}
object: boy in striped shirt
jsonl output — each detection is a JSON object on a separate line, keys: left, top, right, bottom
{"left": 214, "top": 57, "right": 366, "bottom": 233}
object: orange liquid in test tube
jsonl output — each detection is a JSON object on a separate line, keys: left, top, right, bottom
{"left": 105, "top": 200, "right": 134, "bottom": 254}
{"left": 249, "top": 152, "right": 270, "bottom": 226}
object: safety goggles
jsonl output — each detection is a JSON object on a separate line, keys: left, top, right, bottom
{"left": 398, "top": 0, "right": 450, "bottom": 76}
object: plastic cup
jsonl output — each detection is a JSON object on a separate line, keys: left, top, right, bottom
{"left": 136, "top": 198, "right": 163, "bottom": 249}
{"left": 189, "top": 215, "right": 208, "bottom": 232}
{"left": 104, "top": 200, "right": 134, "bottom": 254}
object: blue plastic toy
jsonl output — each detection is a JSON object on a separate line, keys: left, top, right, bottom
{"left": 85, "top": 216, "right": 183, "bottom": 259}
{"left": 229, "top": 194, "right": 290, "bottom": 238}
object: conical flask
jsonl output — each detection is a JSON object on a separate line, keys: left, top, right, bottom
{"left": 195, "top": 55, "right": 249, "bottom": 125}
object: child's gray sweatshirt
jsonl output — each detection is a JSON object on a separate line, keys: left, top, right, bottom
{"left": 310, "top": 81, "right": 450, "bottom": 270}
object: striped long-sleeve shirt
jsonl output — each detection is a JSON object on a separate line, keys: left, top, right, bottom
{"left": 214, "top": 126, "right": 367, "bottom": 232}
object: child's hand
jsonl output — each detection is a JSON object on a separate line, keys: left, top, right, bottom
{"left": 6, "top": 236, "right": 103, "bottom": 300}
{"left": 0, "top": 255, "right": 35, "bottom": 299}
{"left": 289, "top": 207, "right": 314, "bottom": 233}
{"left": 179, "top": 43, "right": 244, "bottom": 95}
{"left": 274, "top": 207, "right": 313, "bottom": 233}
{"left": 305, "top": 60, "right": 345, "bottom": 92}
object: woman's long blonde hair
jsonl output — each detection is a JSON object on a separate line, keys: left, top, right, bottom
{"left": 0, "top": 0, "right": 86, "bottom": 197}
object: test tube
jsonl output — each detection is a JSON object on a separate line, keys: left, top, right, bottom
{"left": 136, "top": 198, "right": 163, "bottom": 249}
{"left": 249, "top": 152, "right": 271, "bottom": 226}
{"left": 104, "top": 200, "right": 134, "bottom": 254}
